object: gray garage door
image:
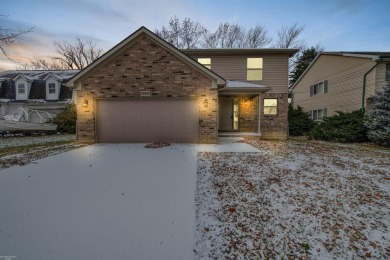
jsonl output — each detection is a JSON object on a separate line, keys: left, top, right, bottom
{"left": 96, "top": 99, "right": 198, "bottom": 143}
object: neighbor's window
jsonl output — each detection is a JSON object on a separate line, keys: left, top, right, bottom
{"left": 386, "top": 63, "right": 390, "bottom": 81}
{"left": 310, "top": 80, "right": 328, "bottom": 96}
{"left": 247, "top": 58, "right": 263, "bottom": 80}
{"left": 310, "top": 108, "right": 327, "bottom": 121}
{"left": 198, "top": 58, "right": 211, "bottom": 69}
{"left": 17, "top": 83, "right": 26, "bottom": 94}
{"left": 264, "top": 98, "right": 277, "bottom": 115}
{"left": 48, "top": 83, "right": 56, "bottom": 94}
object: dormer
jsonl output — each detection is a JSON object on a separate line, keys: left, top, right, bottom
{"left": 43, "top": 73, "right": 62, "bottom": 100}
{"left": 13, "top": 74, "right": 33, "bottom": 100}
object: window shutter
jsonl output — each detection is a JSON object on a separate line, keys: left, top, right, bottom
{"left": 310, "top": 85, "right": 314, "bottom": 97}
{"left": 324, "top": 80, "right": 328, "bottom": 93}
{"left": 324, "top": 108, "right": 327, "bottom": 117}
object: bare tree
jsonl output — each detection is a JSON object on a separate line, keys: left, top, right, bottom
{"left": 0, "top": 14, "right": 34, "bottom": 59}
{"left": 274, "top": 23, "right": 305, "bottom": 49}
{"left": 245, "top": 24, "right": 272, "bottom": 48}
{"left": 155, "top": 16, "right": 206, "bottom": 49}
{"left": 18, "top": 57, "right": 68, "bottom": 70}
{"left": 53, "top": 38, "right": 103, "bottom": 69}
{"left": 19, "top": 38, "right": 103, "bottom": 70}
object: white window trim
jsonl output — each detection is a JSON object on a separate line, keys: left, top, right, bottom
{"left": 17, "top": 83, "right": 26, "bottom": 94}
{"left": 310, "top": 108, "right": 327, "bottom": 121}
{"left": 198, "top": 58, "right": 211, "bottom": 69}
{"left": 263, "top": 98, "right": 278, "bottom": 115}
{"left": 247, "top": 58, "right": 263, "bottom": 81}
{"left": 48, "top": 83, "right": 56, "bottom": 94}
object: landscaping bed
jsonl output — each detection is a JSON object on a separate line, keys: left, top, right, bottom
{"left": 195, "top": 139, "right": 390, "bottom": 259}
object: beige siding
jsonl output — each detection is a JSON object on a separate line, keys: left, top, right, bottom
{"left": 190, "top": 54, "right": 289, "bottom": 93}
{"left": 375, "top": 62, "right": 390, "bottom": 91}
{"left": 292, "top": 55, "right": 376, "bottom": 116}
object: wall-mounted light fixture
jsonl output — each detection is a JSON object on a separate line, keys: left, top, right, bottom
{"left": 203, "top": 98, "right": 208, "bottom": 107}
{"left": 81, "top": 99, "right": 88, "bottom": 107}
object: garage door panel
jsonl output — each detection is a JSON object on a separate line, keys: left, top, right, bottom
{"left": 97, "top": 99, "right": 199, "bottom": 143}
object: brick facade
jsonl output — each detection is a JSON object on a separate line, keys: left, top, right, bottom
{"left": 76, "top": 33, "right": 218, "bottom": 143}
{"left": 260, "top": 93, "right": 288, "bottom": 139}
{"left": 238, "top": 96, "right": 259, "bottom": 132}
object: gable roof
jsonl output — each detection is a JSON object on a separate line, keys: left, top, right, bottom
{"left": 66, "top": 26, "right": 226, "bottom": 89}
{"left": 290, "top": 51, "right": 390, "bottom": 90}
{"left": 182, "top": 48, "right": 299, "bottom": 57}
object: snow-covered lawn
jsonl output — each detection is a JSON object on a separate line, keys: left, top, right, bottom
{"left": 195, "top": 139, "right": 390, "bottom": 259}
{"left": 0, "top": 134, "right": 84, "bottom": 169}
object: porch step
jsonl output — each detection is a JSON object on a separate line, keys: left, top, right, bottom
{"left": 218, "top": 132, "right": 260, "bottom": 137}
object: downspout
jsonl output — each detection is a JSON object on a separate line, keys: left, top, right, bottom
{"left": 362, "top": 62, "right": 380, "bottom": 114}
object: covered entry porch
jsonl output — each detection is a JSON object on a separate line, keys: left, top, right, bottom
{"left": 218, "top": 81, "right": 270, "bottom": 136}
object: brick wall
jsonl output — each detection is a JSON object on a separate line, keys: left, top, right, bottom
{"left": 239, "top": 96, "right": 258, "bottom": 132}
{"left": 260, "top": 93, "right": 288, "bottom": 139}
{"left": 76, "top": 33, "right": 217, "bottom": 143}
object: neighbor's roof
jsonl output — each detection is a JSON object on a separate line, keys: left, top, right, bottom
{"left": 182, "top": 48, "right": 299, "bottom": 57}
{"left": 66, "top": 26, "right": 226, "bottom": 89}
{"left": 290, "top": 51, "right": 390, "bottom": 90}
{"left": 0, "top": 70, "right": 77, "bottom": 100}
{"left": 0, "top": 70, "right": 79, "bottom": 82}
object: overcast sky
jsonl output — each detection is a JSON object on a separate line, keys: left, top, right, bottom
{"left": 1, "top": 0, "right": 389, "bottom": 71}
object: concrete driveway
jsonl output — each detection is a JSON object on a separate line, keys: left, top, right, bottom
{"left": 0, "top": 140, "right": 257, "bottom": 259}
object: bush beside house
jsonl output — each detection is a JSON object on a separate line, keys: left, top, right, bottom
{"left": 365, "top": 85, "right": 390, "bottom": 147}
{"left": 288, "top": 105, "right": 314, "bottom": 136}
{"left": 308, "top": 110, "right": 367, "bottom": 143}
{"left": 53, "top": 103, "right": 77, "bottom": 133}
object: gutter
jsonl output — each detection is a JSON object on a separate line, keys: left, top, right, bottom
{"left": 362, "top": 56, "right": 390, "bottom": 113}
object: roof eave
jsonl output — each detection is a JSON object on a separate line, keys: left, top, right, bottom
{"left": 66, "top": 27, "right": 226, "bottom": 88}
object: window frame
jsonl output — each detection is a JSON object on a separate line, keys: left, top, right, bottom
{"left": 310, "top": 80, "right": 328, "bottom": 96}
{"left": 48, "top": 83, "right": 56, "bottom": 94}
{"left": 310, "top": 108, "right": 327, "bottom": 121}
{"left": 386, "top": 63, "right": 390, "bottom": 81}
{"left": 263, "top": 98, "right": 278, "bottom": 115}
{"left": 197, "top": 58, "right": 211, "bottom": 69}
{"left": 17, "top": 83, "right": 26, "bottom": 94}
{"left": 247, "top": 58, "right": 263, "bottom": 81}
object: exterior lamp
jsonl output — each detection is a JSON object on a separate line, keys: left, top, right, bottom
{"left": 204, "top": 98, "right": 208, "bottom": 107}
{"left": 81, "top": 99, "right": 88, "bottom": 107}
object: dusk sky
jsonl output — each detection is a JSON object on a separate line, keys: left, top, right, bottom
{"left": 1, "top": 0, "right": 389, "bottom": 71}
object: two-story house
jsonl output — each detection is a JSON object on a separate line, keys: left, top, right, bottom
{"left": 0, "top": 70, "right": 79, "bottom": 118}
{"left": 66, "top": 27, "right": 297, "bottom": 143}
{"left": 291, "top": 52, "right": 390, "bottom": 120}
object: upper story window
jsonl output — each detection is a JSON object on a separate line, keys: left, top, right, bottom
{"left": 264, "top": 98, "right": 277, "bottom": 115}
{"left": 247, "top": 58, "right": 263, "bottom": 81}
{"left": 17, "top": 83, "right": 26, "bottom": 94}
{"left": 198, "top": 58, "right": 211, "bottom": 69}
{"left": 48, "top": 83, "right": 56, "bottom": 94}
{"left": 386, "top": 63, "right": 390, "bottom": 81}
{"left": 310, "top": 80, "right": 328, "bottom": 96}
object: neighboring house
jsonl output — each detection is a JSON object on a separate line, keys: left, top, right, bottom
{"left": 66, "top": 27, "right": 297, "bottom": 144}
{"left": 291, "top": 52, "right": 390, "bottom": 120}
{"left": 0, "top": 70, "right": 79, "bottom": 118}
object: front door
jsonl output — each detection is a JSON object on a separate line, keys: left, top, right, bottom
{"left": 219, "top": 98, "right": 234, "bottom": 131}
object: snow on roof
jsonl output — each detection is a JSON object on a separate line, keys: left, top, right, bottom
{"left": 0, "top": 70, "right": 80, "bottom": 82}
{"left": 226, "top": 80, "right": 268, "bottom": 89}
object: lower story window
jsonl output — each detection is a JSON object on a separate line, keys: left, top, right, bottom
{"left": 264, "top": 98, "right": 277, "bottom": 115}
{"left": 310, "top": 108, "right": 327, "bottom": 121}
